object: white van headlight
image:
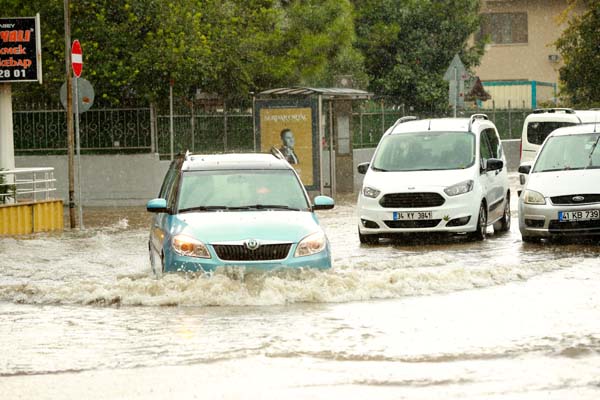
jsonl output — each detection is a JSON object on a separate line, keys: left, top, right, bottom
{"left": 523, "top": 189, "right": 546, "bottom": 205}
{"left": 295, "top": 231, "right": 327, "bottom": 257}
{"left": 172, "top": 235, "right": 211, "bottom": 258}
{"left": 362, "top": 186, "right": 381, "bottom": 198}
{"left": 444, "top": 180, "right": 474, "bottom": 196}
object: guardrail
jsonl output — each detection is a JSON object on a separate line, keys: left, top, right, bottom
{"left": 0, "top": 167, "right": 57, "bottom": 204}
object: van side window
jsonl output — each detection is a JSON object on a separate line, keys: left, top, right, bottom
{"left": 480, "top": 133, "right": 493, "bottom": 161}
{"left": 484, "top": 128, "right": 502, "bottom": 159}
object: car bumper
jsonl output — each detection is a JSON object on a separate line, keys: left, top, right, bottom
{"left": 357, "top": 191, "right": 480, "bottom": 234}
{"left": 163, "top": 247, "right": 332, "bottom": 273}
{"left": 519, "top": 200, "right": 600, "bottom": 238}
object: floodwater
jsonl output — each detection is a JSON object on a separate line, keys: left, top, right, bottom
{"left": 1, "top": 191, "right": 600, "bottom": 399}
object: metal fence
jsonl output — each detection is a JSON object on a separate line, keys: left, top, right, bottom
{"left": 156, "top": 110, "right": 254, "bottom": 158}
{"left": 13, "top": 101, "right": 530, "bottom": 155}
{"left": 352, "top": 102, "right": 528, "bottom": 148}
{"left": 14, "top": 107, "right": 152, "bottom": 153}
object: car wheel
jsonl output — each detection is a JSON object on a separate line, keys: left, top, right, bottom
{"left": 359, "top": 229, "right": 380, "bottom": 245}
{"left": 521, "top": 235, "right": 541, "bottom": 244}
{"left": 493, "top": 195, "right": 511, "bottom": 233}
{"left": 469, "top": 203, "right": 487, "bottom": 241}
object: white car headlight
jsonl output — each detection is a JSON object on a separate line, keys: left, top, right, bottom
{"left": 362, "top": 186, "right": 381, "bottom": 198}
{"left": 172, "top": 235, "right": 211, "bottom": 258}
{"left": 444, "top": 180, "right": 474, "bottom": 196}
{"left": 295, "top": 231, "right": 327, "bottom": 257}
{"left": 523, "top": 189, "right": 546, "bottom": 205}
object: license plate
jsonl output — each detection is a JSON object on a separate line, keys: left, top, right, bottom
{"left": 393, "top": 211, "right": 433, "bottom": 220}
{"left": 558, "top": 209, "right": 600, "bottom": 221}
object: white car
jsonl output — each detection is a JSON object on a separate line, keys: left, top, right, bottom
{"left": 520, "top": 108, "right": 600, "bottom": 163}
{"left": 518, "top": 123, "right": 600, "bottom": 242}
{"left": 357, "top": 115, "right": 511, "bottom": 243}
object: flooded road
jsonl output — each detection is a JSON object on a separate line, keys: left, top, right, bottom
{"left": 1, "top": 192, "right": 600, "bottom": 399}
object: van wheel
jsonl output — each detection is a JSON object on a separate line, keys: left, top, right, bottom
{"left": 493, "top": 195, "right": 511, "bottom": 233}
{"left": 469, "top": 203, "right": 487, "bottom": 241}
{"left": 359, "top": 229, "right": 380, "bottom": 245}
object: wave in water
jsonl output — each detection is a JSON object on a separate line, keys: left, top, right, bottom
{"left": 0, "top": 257, "right": 579, "bottom": 307}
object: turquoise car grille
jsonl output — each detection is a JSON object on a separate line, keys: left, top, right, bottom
{"left": 213, "top": 243, "right": 292, "bottom": 261}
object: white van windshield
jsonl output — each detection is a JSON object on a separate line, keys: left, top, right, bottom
{"left": 371, "top": 132, "right": 475, "bottom": 172}
{"left": 527, "top": 121, "right": 576, "bottom": 145}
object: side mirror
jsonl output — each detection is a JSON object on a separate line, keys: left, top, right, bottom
{"left": 313, "top": 195, "right": 334, "bottom": 210}
{"left": 357, "top": 162, "right": 370, "bottom": 175}
{"left": 518, "top": 164, "right": 532, "bottom": 175}
{"left": 486, "top": 158, "right": 504, "bottom": 172}
{"left": 146, "top": 198, "right": 168, "bottom": 213}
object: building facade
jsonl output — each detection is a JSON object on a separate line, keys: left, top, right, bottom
{"left": 474, "top": 0, "right": 582, "bottom": 108}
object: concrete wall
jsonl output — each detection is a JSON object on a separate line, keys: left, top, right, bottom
{"left": 15, "top": 154, "right": 170, "bottom": 206}
{"left": 15, "top": 140, "right": 520, "bottom": 205}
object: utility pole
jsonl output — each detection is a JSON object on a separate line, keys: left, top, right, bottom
{"left": 64, "top": 0, "right": 75, "bottom": 228}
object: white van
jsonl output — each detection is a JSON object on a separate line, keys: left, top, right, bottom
{"left": 520, "top": 108, "right": 600, "bottom": 163}
{"left": 356, "top": 115, "right": 510, "bottom": 243}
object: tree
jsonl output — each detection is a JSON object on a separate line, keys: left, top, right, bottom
{"left": 555, "top": 0, "right": 600, "bottom": 106}
{"left": 5, "top": 0, "right": 366, "bottom": 106}
{"left": 353, "top": 0, "right": 485, "bottom": 108}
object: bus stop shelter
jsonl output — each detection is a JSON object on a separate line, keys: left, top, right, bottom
{"left": 255, "top": 87, "right": 372, "bottom": 197}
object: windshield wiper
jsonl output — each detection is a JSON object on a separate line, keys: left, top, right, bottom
{"left": 178, "top": 205, "right": 229, "bottom": 213}
{"left": 585, "top": 135, "right": 600, "bottom": 169}
{"left": 235, "top": 204, "right": 302, "bottom": 211}
{"left": 371, "top": 166, "right": 389, "bottom": 172}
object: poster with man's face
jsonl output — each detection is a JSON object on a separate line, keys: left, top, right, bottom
{"left": 260, "top": 107, "right": 313, "bottom": 186}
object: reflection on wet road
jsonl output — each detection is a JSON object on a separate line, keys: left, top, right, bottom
{"left": 1, "top": 195, "right": 599, "bottom": 399}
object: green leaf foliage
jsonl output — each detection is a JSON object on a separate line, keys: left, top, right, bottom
{"left": 4, "top": 0, "right": 483, "bottom": 107}
{"left": 353, "top": 0, "right": 484, "bottom": 108}
{"left": 555, "top": 0, "right": 600, "bottom": 107}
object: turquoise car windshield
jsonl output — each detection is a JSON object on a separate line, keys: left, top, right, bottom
{"left": 177, "top": 169, "right": 310, "bottom": 212}
{"left": 372, "top": 131, "right": 475, "bottom": 171}
{"left": 533, "top": 133, "right": 600, "bottom": 172}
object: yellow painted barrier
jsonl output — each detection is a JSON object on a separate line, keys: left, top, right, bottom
{"left": 0, "top": 200, "right": 64, "bottom": 236}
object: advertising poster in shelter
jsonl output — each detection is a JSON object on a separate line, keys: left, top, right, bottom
{"left": 260, "top": 107, "right": 314, "bottom": 186}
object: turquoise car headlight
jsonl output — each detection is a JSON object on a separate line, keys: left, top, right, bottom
{"left": 172, "top": 235, "right": 211, "bottom": 258}
{"left": 295, "top": 231, "right": 327, "bottom": 257}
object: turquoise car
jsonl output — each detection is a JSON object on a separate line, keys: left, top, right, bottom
{"left": 146, "top": 152, "right": 335, "bottom": 275}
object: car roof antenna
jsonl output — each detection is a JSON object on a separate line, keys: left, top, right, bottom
{"left": 428, "top": 119, "right": 432, "bottom": 131}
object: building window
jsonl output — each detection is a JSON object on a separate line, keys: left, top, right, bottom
{"left": 478, "top": 13, "right": 528, "bottom": 44}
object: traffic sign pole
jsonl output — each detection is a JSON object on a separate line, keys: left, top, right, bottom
{"left": 74, "top": 77, "right": 84, "bottom": 229}
{"left": 454, "top": 66, "right": 458, "bottom": 118}
{"left": 71, "top": 40, "right": 84, "bottom": 229}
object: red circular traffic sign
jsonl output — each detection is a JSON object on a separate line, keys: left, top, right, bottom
{"left": 71, "top": 40, "right": 83, "bottom": 78}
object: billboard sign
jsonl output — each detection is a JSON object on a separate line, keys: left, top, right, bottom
{"left": 0, "top": 14, "right": 42, "bottom": 83}
{"left": 256, "top": 99, "right": 320, "bottom": 190}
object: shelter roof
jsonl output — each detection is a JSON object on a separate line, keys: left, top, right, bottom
{"left": 258, "top": 87, "right": 373, "bottom": 100}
